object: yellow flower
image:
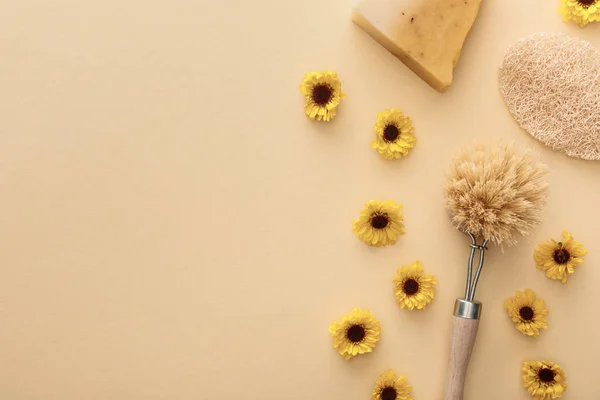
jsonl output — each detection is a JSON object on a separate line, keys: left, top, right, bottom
{"left": 534, "top": 230, "right": 587, "bottom": 283}
{"left": 559, "top": 0, "right": 600, "bottom": 27}
{"left": 504, "top": 289, "right": 549, "bottom": 337}
{"left": 371, "top": 109, "right": 416, "bottom": 160}
{"left": 393, "top": 260, "right": 438, "bottom": 310}
{"left": 299, "top": 71, "right": 345, "bottom": 121}
{"left": 371, "top": 370, "right": 413, "bottom": 400}
{"left": 352, "top": 200, "right": 405, "bottom": 247}
{"left": 328, "top": 308, "right": 381, "bottom": 360}
{"left": 522, "top": 360, "right": 567, "bottom": 400}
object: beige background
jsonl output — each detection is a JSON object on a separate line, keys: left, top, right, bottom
{"left": 1, "top": 0, "right": 599, "bottom": 399}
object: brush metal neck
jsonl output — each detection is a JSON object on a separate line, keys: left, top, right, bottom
{"left": 454, "top": 298, "right": 482, "bottom": 320}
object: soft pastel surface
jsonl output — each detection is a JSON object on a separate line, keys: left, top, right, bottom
{"left": 1, "top": 0, "right": 600, "bottom": 399}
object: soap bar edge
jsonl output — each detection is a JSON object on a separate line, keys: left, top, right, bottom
{"left": 351, "top": 6, "right": 450, "bottom": 92}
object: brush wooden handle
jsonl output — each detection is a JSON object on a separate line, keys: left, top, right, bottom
{"left": 443, "top": 316, "right": 480, "bottom": 400}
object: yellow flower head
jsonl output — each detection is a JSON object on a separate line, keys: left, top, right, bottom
{"left": 534, "top": 230, "right": 587, "bottom": 283}
{"left": 504, "top": 289, "right": 548, "bottom": 337}
{"left": 299, "top": 71, "right": 345, "bottom": 121}
{"left": 559, "top": 0, "right": 600, "bottom": 27}
{"left": 522, "top": 360, "right": 568, "bottom": 400}
{"left": 352, "top": 200, "right": 405, "bottom": 247}
{"left": 393, "top": 261, "right": 438, "bottom": 310}
{"left": 371, "top": 370, "right": 413, "bottom": 400}
{"left": 371, "top": 109, "right": 416, "bottom": 160}
{"left": 328, "top": 308, "right": 381, "bottom": 360}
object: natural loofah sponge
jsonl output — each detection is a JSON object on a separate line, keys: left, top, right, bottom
{"left": 444, "top": 142, "right": 548, "bottom": 246}
{"left": 499, "top": 33, "right": 600, "bottom": 161}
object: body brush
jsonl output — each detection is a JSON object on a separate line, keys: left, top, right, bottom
{"left": 442, "top": 142, "right": 548, "bottom": 400}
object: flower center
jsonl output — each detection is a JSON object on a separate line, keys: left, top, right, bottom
{"left": 553, "top": 248, "right": 571, "bottom": 265}
{"left": 346, "top": 324, "right": 366, "bottom": 343}
{"left": 577, "top": 0, "right": 596, "bottom": 6}
{"left": 538, "top": 368, "right": 555, "bottom": 383}
{"left": 383, "top": 125, "right": 400, "bottom": 142}
{"left": 403, "top": 278, "right": 419, "bottom": 295}
{"left": 519, "top": 306, "right": 534, "bottom": 321}
{"left": 380, "top": 387, "right": 397, "bottom": 400}
{"left": 311, "top": 84, "right": 333, "bottom": 106}
{"left": 371, "top": 215, "right": 389, "bottom": 229}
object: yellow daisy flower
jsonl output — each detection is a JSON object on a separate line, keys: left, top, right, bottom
{"left": 328, "top": 308, "right": 381, "bottom": 360}
{"left": 299, "top": 70, "right": 345, "bottom": 121}
{"left": 504, "top": 289, "right": 549, "bottom": 337}
{"left": 559, "top": 0, "right": 600, "bottom": 27}
{"left": 522, "top": 360, "right": 568, "bottom": 400}
{"left": 352, "top": 200, "right": 405, "bottom": 247}
{"left": 371, "top": 370, "right": 413, "bottom": 400}
{"left": 371, "top": 109, "right": 416, "bottom": 160}
{"left": 393, "top": 260, "right": 438, "bottom": 310}
{"left": 534, "top": 230, "right": 588, "bottom": 283}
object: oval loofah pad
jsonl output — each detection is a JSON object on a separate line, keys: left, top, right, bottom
{"left": 499, "top": 32, "right": 600, "bottom": 161}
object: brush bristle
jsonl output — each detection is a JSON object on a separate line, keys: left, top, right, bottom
{"left": 444, "top": 142, "right": 548, "bottom": 246}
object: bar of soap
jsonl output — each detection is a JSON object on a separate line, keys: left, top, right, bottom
{"left": 352, "top": 0, "right": 482, "bottom": 92}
